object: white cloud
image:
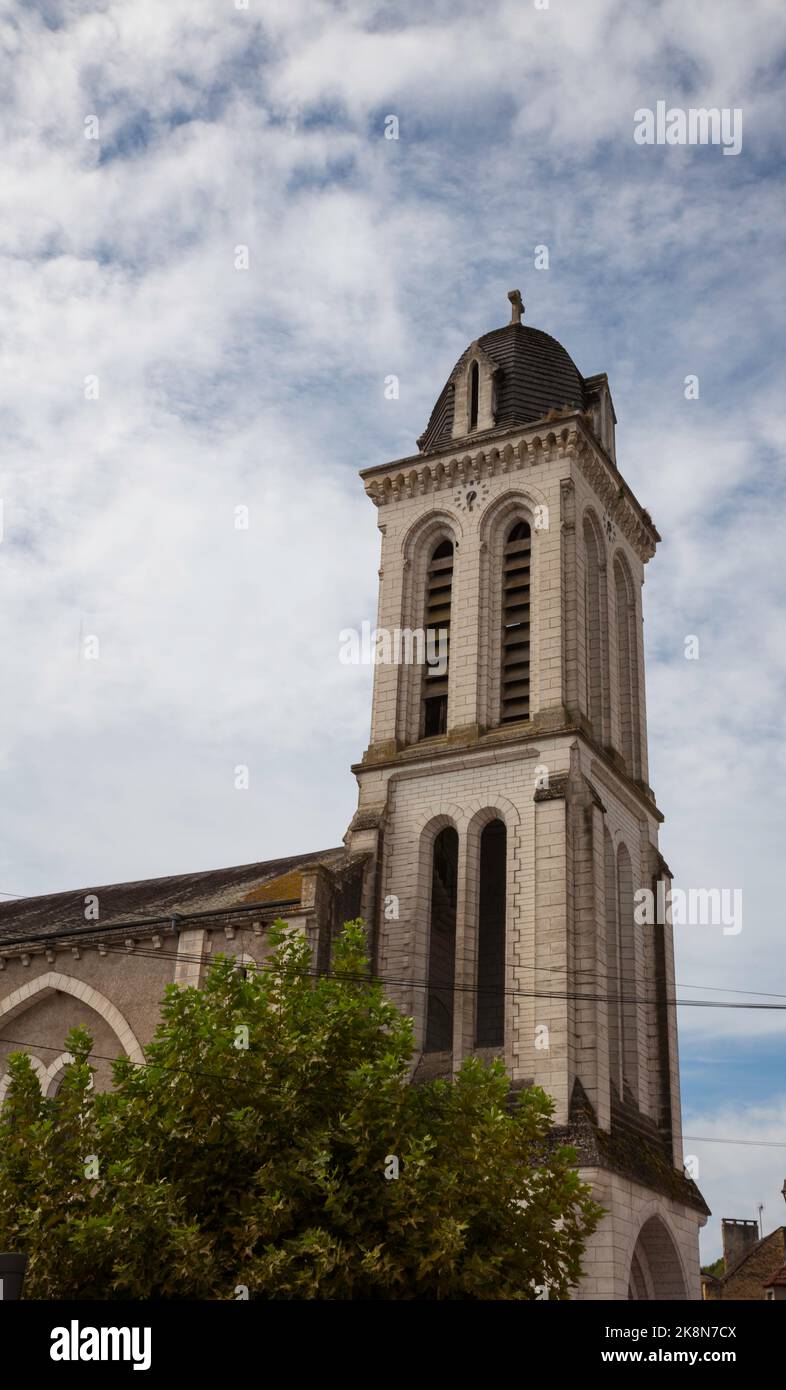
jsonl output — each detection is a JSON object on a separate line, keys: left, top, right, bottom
{"left": 683, "top": 1093, "right": 786, "bottom": 1264}
{"left": 0, "top": 0, "right": 783, "bottom": 1103}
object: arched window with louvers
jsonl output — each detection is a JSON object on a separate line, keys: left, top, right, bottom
{"left": 421, "top": 537, "right": 454, "bottom": 739}
{"left": 500, "top": 520, "right": 531, "bottom": 723}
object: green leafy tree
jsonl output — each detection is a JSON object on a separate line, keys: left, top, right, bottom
{"left": 0, "top": 920, "right": 602, "bottom": 1299}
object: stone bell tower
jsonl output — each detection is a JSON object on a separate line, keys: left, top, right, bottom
{"left": 346, "top": 290, "right": 708, "bottom": 1299}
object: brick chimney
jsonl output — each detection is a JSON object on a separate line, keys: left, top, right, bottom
{"left": 721, "top": 1218, "right": 760, "bottom": 1272}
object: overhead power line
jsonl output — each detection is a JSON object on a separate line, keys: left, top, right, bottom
{"left": 3, "top": 931, "right": 785, "bottom": 1012}
{"left": 2, "top": 896, "right": 784, "bottom": 1000}
{"left": 683, "top": 1135, "right": 786, "bottom": 1150}
{"left": 2, "top": 1031, "right": 785, "bottom": 1153}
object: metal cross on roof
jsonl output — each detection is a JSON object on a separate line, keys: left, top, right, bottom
{"left": 508, "top": 288, "right": 524, "bottom": 324}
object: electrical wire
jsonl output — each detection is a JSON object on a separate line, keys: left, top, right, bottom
{"left": 2, "top": 1032, "right": 784, "bottom": 1152}
{"left": 4, "top": 929, "right": 784, "bottom": 1010}
{"left": 683, "top": 1135, "right": 786, "bottom": 1149}
{"left": 3, "top": 898, "right": 783, "bottom": 1001}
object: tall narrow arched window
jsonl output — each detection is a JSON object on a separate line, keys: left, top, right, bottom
{"left": 421, "top": 538, "right": 453, "bottom": 738}
{"left": 605, "top": 829, "right": 623, "bottom": 1095}
{"left": 501, "top": 520, "right": 531, "bottom": 722}
{"left": 475, "top": 819, "right": 506, "bottom": 1046}
{"left": 614, "top": 555, "right": 642, "bottom": 779}
{"left": 583, "top": 516, "right": 604, "bottom": 737}
{"left": 617, "top": 843, "right": 639, "bottom": 1104}
{"left": 425, "top": 826, "right": 459, "bottom": 1052}
{"left": 469, "top": 360, "right": 479, "bottom": 430}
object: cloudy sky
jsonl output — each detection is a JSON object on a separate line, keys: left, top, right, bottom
{"left": 1, "top": 0, "right": 785, "bottom": 1261}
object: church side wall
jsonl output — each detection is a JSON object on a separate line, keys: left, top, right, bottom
{"left": 0, "top": 915, "right": 314, "bottom": 1096}
{"left": 0, "top": 948, "right": 170, "bottom": 1087}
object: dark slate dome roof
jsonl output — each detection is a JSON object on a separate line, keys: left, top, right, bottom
{"left": 418, "top": 321, "right": 586, "bottom": 453}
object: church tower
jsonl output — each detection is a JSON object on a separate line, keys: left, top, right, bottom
{"left": 345, "top": 290, "right": 708, "bottom": 1299}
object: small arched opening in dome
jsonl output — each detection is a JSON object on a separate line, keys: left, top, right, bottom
{"left": 469, "top": 360, "right": 479, "bottom": 431}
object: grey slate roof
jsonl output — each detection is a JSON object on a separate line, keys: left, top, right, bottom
{"left": 418, "top": 321, "right": 586, "bottom": 453}
{"left": 0, "top": 847, "right": 345, "bottom": 944}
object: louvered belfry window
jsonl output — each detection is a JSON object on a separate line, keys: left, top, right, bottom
{"left": 422, "top": 538, "right": 453, "bottom": 738}
{"left": 501, "top": 520, "right": 531, "bottom": 722}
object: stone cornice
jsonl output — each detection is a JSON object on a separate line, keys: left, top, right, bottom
{"left": 353, "top": 725, "right": 664, "bottom": 823}
{"left": 571, "top": 420, "right": 660, "bottom": 562}
{"left": 360, "top": 413, "right": 660, "bottom": 564}
{"left": 534, "top": 772, "right": 570, "bottom": 803}
{"left": 588, "top": 755, "right": 663, "bottom": 825}
{"left": 352, "top": 733, "right": 543, "bottom": 781}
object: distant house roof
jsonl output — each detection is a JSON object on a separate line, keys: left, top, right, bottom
{"left": 418, "top": 321, "right": 587, "bottom": 453}
{"left": 764, "top": 1263, "right": 786, "bottom": 1289}
{"left": 0, "top": 848, "right": 345, "bottom": 946}
{"left": 710, "top": 1225, "right": 786, "bottom": 1297}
